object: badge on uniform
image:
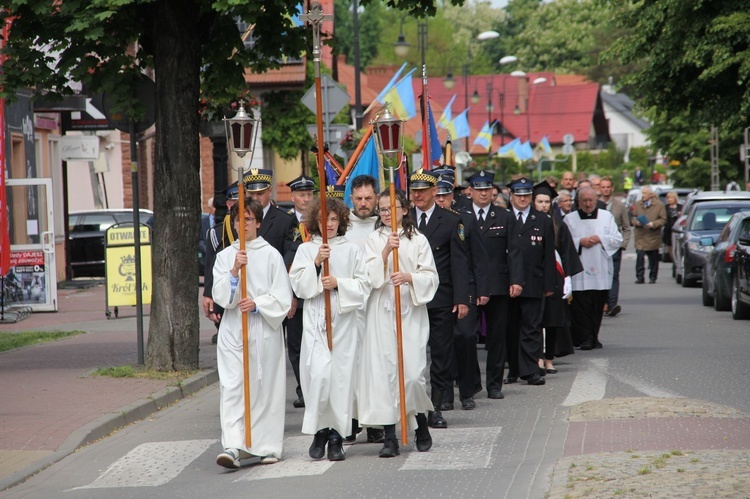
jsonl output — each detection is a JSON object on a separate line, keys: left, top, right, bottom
{"left": 293, "top": 227, "right": 301, "bottom": 242}
{"left": 458, "top": 223, "right": 465, "bottom": 241}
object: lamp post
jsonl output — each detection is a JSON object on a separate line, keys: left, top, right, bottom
{"left": 471, "top": 78, "right": 494, "bottom": 139}
{"left": 442, "top": 31, "right": 500, "bottom": 152}
{"left": 353, "top": 0, "right": 362, "bottom": 129}
{"left": 393, "top": 15, "right": 427, "bottom": 71}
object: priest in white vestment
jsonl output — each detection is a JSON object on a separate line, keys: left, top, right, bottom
{"left": 289, "top": 198, "right": 370, "bottom": 462}
{"left": 564, "top": 187, "right": 623, "bottom": 350}
{"left": 214, "top": 201, "right": 293, "bottom": 469}
{"left": 357, "top": 190, "right": 439, "bottom": 458}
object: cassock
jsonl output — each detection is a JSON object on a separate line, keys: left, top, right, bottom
{"left": 357, "top": 228, "right": 439, "bottom": 430}
{"left": 213, "top": 237, "right": 293, "bottom": 460}
{"left": 345, "top": 212, "right": 377, "bottom": 250}
{"left": 289, "top": 235, "right": 370, "bottom": 437}
{"left": 564, "top": 208, "right": 623, "bottom": 291}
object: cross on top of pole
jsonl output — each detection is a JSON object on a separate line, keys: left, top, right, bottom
{"left": 300, "top": 3, "right": 333, "bottom": 68}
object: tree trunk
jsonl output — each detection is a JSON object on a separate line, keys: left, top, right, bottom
{"left": 146, "top": 0, "right": 202, "bottom": 370}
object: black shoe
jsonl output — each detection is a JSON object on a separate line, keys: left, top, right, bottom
{"left": 211, "top": 333, "right": 218, "bottom": 344}
{"left": 344, "top": 420, "right": 362, "bottom": 442}
{"left": 649, "top": 279, "right": 656, "bottom": 284}
{"left": 293, "top": 397, "right": 305, "bottom": 408}
{"left": 607, "top": 304, "right": 621, "bottom": 317}
{"left": 504, "top": 376, "right": 518, "bottom": 384}
{"left": 440, "top": 401, "right": 454, "bottom": 411}
{"left": 525, "top": 373, "right": 546, "bottom": 386}
{"left": 539, "top": 367, "right": 548, "bottom": 377}
{"left": 415, "top": 422, "right": 433, "bottom": 452}
{"left": 635, "top": 279, "right": 645, "bottom": 284}
{"left": 428, "top": 411, "right": 447, "bottom": 429}
{"left": 460, "top": 397, "right": 476, "bottom": 409}
{"left": 487, "top": 389, "right": 505, "bottom": 400}
{"left": 593, "top": 341, "right": 603, "bottom": 349}
{"left": 546, "top": 368, "right": 558, "bottom": 374}
{"left": 309, "top": 429, "right": 329, "bottom": 460}
{"left": 327, "top": 436, "right": 346, "bottom": 461}
{"left": 366, "top": 428, "right": 385, "bottom": 443}
{"left": 378, "top": 437, "right": 400, "bottom": 458}
{"left": 580, "top": 340, "right": 594, "bottom": 350}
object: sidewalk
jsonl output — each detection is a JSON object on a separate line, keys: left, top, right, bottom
{"left": 0, "top": 281, "right": 219, "bottom": 490}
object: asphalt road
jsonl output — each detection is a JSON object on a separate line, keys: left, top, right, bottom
{"left": 6, "top": 252, "right": 749, "bottom": 499}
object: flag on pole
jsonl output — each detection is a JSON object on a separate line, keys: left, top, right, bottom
{"left": 473, "top": 121, "right": 494, "bottom": 150}
{"left": 427, "top": 99, "right": 442, "bottom": 164}
{"left": 343, "top": 135, "right": 380, "bottom": 208}
{"left": 382, "top": 70, "right": 417, "bottom": 120}
{"left": 445, "top": 109, "right": 471, "bottom": 140}
{"left": 324, "top": 158, "right": 339, "bottom": 186}
{"left": 498, "top": 138, "right": 521, "bottom": 161}
{"left": 437, "top": 94, "right": 456, "bottom": 130}
{"left": 374, "top": 62, "right": 408, "bottom": 106}
{"left": 537, "top": 136, "right": 552, "bottom": 155}
{"left": 519, "top": 140, "right": 534, "bottom": 161}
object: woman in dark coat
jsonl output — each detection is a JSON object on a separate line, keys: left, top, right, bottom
{"left": 533, "top": 181, "right": 583, "bottom": 373}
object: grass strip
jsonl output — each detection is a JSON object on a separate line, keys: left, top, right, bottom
{"left": 0, "top": 331, "right": 84, "bottom": 353}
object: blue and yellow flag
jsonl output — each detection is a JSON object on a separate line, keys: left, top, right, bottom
{"left": 473, "top": 121, "right": 494, "bottom": 150}
{"left": 437, "top": 95, "right": 456, "bottom": 129}
{"left": 537, "top": 136, "right": 552, "bottom": 155}
{"left": 445, "top": 109, "right": 470, "bottom": 140}
{"left": 383, "top": 70, "right": 417, "bottom": 120}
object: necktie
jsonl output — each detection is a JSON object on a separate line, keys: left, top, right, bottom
{"left": 517, "top": 211, "right": 524, "bottom": 225}
{"left": 419, "top": 212, "right": 427, "bottom": 232}
{"left": 478, "top": 208, "right": 485, "bottom": 227}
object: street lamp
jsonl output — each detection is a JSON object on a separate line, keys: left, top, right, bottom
{"left": 441, "top": 30, "right": 500, "bottom": 151}
{"left": 393, "top": 16, "right": 427, "bottom": 71}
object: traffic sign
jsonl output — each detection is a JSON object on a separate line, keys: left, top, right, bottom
{"left": 562, "top": 144, "right": 575, "bottom": 155}
{"left": 306, "top": 124, "right": 350, "bottom": 158}
{"left": 301, "top": 75, "right": 350, "bottom": 125}
{"left": 563, "top": 133, "right": 575, "bottom": 145}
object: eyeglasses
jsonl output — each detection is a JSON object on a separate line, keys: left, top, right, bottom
{"left": 378, "top": 206, "right": 402, "bottom": 214}
{"left": 239, "top": 217, "right": 256, "bottom": 224}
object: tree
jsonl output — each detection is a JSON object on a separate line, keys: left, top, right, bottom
{"left": 605, "top": 0, "right": 750, "bottom": 131}
{"left": 333, "top": 0, "right": 383, "bottom": 70}
{"left": 0, "top": 0, "right": 454, "bottom": 371}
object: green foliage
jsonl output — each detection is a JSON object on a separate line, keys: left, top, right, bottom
{"left": 605, "top": 0, "right": 750, "bottom": 131}
{"left": 0, "top": 331, "right": 84, "bottom": 353}
{"left": 334, "top": 0, "right": 383, "bottom": 70}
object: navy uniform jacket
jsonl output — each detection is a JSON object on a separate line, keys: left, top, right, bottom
{"left": 512, "top": 208, "right": 556, "bottom": 298}
{"left": 454, "top": 205, "right": 490, "bottom": 300}
{"left": 472, "top": 205, "right": 524, "bottom": 296}
{"left": 259, "top": 204, "right": 297, "bottom": 266}
{"left": 410, "top": 205, "right": 471, "bottom": 309}
{"left": 203, "top": 217, "right": 236, "bottom": 300}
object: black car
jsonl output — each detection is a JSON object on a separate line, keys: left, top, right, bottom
{"left": 702, "top": 211, "right": 750, "bottom": 310}
{"left": 731, "top": 230, "right": 750, "bottom": 320}
{"left": 68, "top": 209, "right": 153, "bottom": 277}
{"left": 674, "top": 200, "right": 750, "bottom": 287}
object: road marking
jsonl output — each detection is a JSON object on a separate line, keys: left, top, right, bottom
{"left": 607, "top": 369, "right": 682, "bottom": 398}
{"left": 73, "top": 439, "right": 216, "bottom": 489}
{"left": 235, "top": 436, "right": 334, "bottom": 481}
{"left": 562, "top": 358, "right": 608, "bottom": 406}
{"left": 399, "top": 427, "right": 502, "bottom": 471}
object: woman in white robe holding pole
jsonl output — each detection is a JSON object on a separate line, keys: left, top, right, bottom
{"left": 290, "top": 198, "right": 370, "bottom": 462}
{"left": 357, "top": 190, "right": 439, "bottom": 458}
{"left": 214, "top": 200, "right": 293, "bottom": 469}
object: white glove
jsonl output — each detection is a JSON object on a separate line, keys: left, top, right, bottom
{"left": 562, "top": 276, "right": 572, "bottom": 299}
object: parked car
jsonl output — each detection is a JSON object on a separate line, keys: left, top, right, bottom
{"left": 673, "top": 200, "right": 750, "bottom": 287}
{"left": 671, "top": 191, "right": 750, "bottom": 282}
{"left": 68, "top": 209, "right": 153, "bottom": 277}
{"left": 731, "top": 230, "right": 750, "bottom": 319}
{"left": 625, "top": 185, "right": 696, "bottom": 212}
{"left": 701, "top": 211, "right": 750, "bottom": 310}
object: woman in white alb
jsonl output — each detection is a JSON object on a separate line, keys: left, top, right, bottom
{"left": 357, "top": 190, "right": 439, "bottom": 458}
{"left": 214, "top": 200, "right": 293, "bottom": 469}
{"left": 289, "top": 198, "right": 370, "bottom": 462}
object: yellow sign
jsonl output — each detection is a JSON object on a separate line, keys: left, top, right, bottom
{"left": 106, "top": 226, "right": 151, "bottom": 246}
{"left": 105, "top": 225, "right": 152, "bottom": 307}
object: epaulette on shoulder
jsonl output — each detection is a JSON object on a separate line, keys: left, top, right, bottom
{"left": 505, "top": 208, "right": 511, "bottom": 213}
{"left": 446, "top": 207, "right": 461, "bottom": 217}
{"left": 546, "top": 213, "right": 552, "bottom": 218}
{"left": 287, "top": 208, "right": 294, "bottom": 215}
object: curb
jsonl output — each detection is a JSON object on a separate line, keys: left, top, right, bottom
{"left": 0, "top": 368, "right": 219, "bottom": 492}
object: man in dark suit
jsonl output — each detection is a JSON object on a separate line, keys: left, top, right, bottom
{"left": 203, "top": 184, "right": 240, "bottom": 344}
{"left": 284, "top": 174, "right": 316, "bottom": 409}
{"left": 434, "top": 169, "right": 489, "bottom": 410}
{"left": 409, "top": 169, "right": 470, "bottom": 428}
{"left": 244, "top": 168, "right": 297, "bottom": 261}
{"left": 505, "top": 177, "right": 556, "bottom": 386}
{"left": 467, "top": 170, "right": 524, "bottom": 398}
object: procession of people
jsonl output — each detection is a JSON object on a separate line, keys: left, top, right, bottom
{"left": 205, "top": 159, "right": 631, "bottom": 469}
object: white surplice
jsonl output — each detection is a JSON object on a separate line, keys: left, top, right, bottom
{"left": 345, "top": 212, "right": 377, "bottom": 251}
{"left": 213, "top": 237, "right": 293, "bottom": 459}
{"left": 564, "top": 209, "right": 623, "bottom": 291}
{"left": 289, "top": 235, "right": 370, "bottom": 436}
{"left": 357, "top": 228, "right": 439, "bottom": 431}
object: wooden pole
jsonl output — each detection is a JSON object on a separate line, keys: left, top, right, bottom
{"left": 388, "top": 166, "right": 408, "bottom": 446}
{"left": 336, "top": 126, "right": 373, "bottom": 185}
{"left": 237, "top": 168, "right": 252, "bottom": 448}
{"left": 303, "top": 3, "right": 334, "bottom": 350}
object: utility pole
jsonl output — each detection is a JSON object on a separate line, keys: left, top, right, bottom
{"left": 710, "top": 125, "right": 719, "bottom": 191}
